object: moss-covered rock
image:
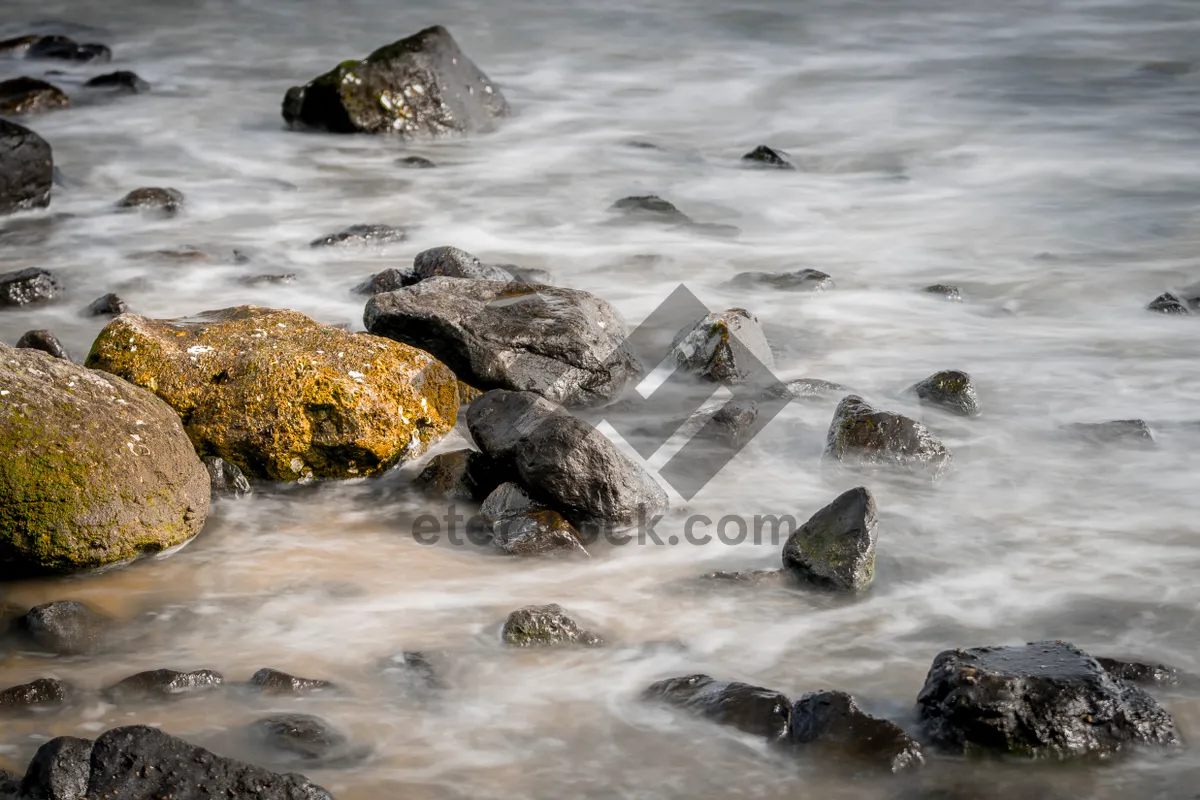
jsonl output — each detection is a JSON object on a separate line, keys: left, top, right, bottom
{"left": 782, "top": 486, "right": 878, "bottom": 593}
{"left": 905, "top": 369, "right": 980, "bottom": 417}
{"left": 501, "top": 604, "right": 604, "bottom": 648}
{"left": 85, "top": 306, "right": 458, "bottom": 482}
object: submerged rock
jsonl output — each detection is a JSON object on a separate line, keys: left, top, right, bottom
{"left": 0, "top": 119, "right": 53, "bottom": 215}
{"left": 708, "top": 400, "right": 759, "bottom": 448}
{"left": 1062, "top": 419, "right": 1154, "bottom": 446}
{"left": 766, "top": 377, "right": 850, "bottom": 400}
{"left": 905, "top": 370, "right": 980, "bottom": 417}
{"left": 117, "top": 187, "right": 184, "bottom": 214}
{"left": 1147, "top": 292, "right": 1189, "bottom": 315}
{"left": 309, "top": 223, "right": 406, "bottom": 248}
{"left": 380, "top": 651, "right": 448, "bottom": 693}
{"left": 85, "top": 292, "right": 127, "bottom": 316}
{"left": 699, "top": 569, "right": 786, "bottom": 586}
{"left": 728, "top": 269, "right": 832, "bottom": 291}
{"left": 412, "top": 245, "right": 513, "bottom": 282}
{"left": 788, "top": 690, "right": 923, "bottom": 772}
{"left": 365, "top": 278, "right": 640, "bottom": 407}
{"left": 19, "top": 735, "right": 92, "bottom": 800}
{"left": 353, "top": 267, "right": 418, "bottom": 295}
{"left": 742, "top": 145, "right": 795, "bottom": 169}
{"left": 102, "top": 669, "right": 224, "bottom": 704}
{"left": 84, "top": 71, "right": 150, "bottom": 93}
{"left": 203, "top": 456, "right": 251, "bottom": 498}
{"left": 502, "top": 603, "right": 604, "bottom": 647}
{"left": 643, "top": 674, "right": 791, "bottom": 740}
{"left": 0, "top": 267, "right": 63, "bottom": 307}
{"left": 0, "top": 345, "right": 210, "bottom": 577}
{"left": 17, "top": 601, "right": 116, "bottom": 655}
{"left": 923, "top": 284, "right": 963, "bottom": 301}
{"left": 19, "top": 35, "right": 111, "bottom": 62}
{"left": 248, "top": 668, "right": 337, "bottom": 696}
{"left": 609, "top": 195, "right": 739, "bottom": 237}
{"left": 916, "top": 641, "right": 1178, "bottom": 759}
{"left": 398, "top": 155, "right": 436, "bottom": 168}
{"left": 0, "top": 77, "right": 69, "bottom": 116}
{"left": 0, "top": 678, "right": 74, "bottom": 711}
{"left": 825, "top": 395, "right": 952, "bottom": 480}
{"left": 670, "top": 308, "right": 774, "bottom": 384}
{"left": 283, "top": 25, "right": 509, "bottom": 137}
{"left": 15, "top": 329, "right": 68, "bottom": 359}
{"left": 86, "top": 306, "right": 458, "bottom": 482}
{"left": 414, "top": 448, "right": 504, "bottom": 502}
{"left": 249, "top": 714, "right": 370, "bottom": 767}
{"left": 1095, "top": 656, "right": 1180, "bottom": 686}
{"left": 782, "top": 487, "right": 878, "bottom": 593}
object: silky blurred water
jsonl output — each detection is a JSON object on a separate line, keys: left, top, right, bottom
{"left": 1, "top": 0, "right": 1199, "bottom": 797}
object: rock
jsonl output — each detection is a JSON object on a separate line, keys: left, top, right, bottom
{"left": 86, "top": 306, "right": 458, "bottom": 482}
{"left": 0, "top": 119, "right": 53, "bottom": 215}
{"left": 380, "top": 651, "right": 448, "bottom": 693}
{"left": 1062, "top": 419, "right": 1154, "bottom": 446}
{"left": 905, "top": 370, "right": 980, "bottom": 417}
{"left": 0, "top": 77, "right": 69, "bottom": 116}
{"left": 670, "top": 308, "right": 774, "bottom": 384}
{"left": 466, "top": 390, "right": 667, "bottom": 530}
{"left": 85, "top": 292, "right": 126, "bottom": 316}
{"left": 825, "top": 395, "right": 952, "bottom": 480}
{"left": 923, "top": 284, "right": 963, "bottom": 301}
{"left": 742, "top": 145, "right": 795, "bottom": 169}
{"left": 84, "top": 71, "right": 149, "bottom": 93}
{"left": 782, "top": 486, "right": 878, "bottom": 593}
{"left": 398, "top": 155, "right": 436, "bottom": 168}
{"left": 15, "top": 329, "right": 68, "bottom": 360}
{"left": 788, "top": 690, "right": 924, "bottom": 772}
{"left": 45, "top": 725, "right": 333, "bottom": 799}
{"left": 501, "top": 603, "right": 604, "bottom": 647}
{"left": 103, "top": 669, "right": 224, "bottom": 704}
{"left": 116, "top": 187, "right": 184, "bottom": 214}
{"left": 916, "top": 640, "right": 1179, "bottom": 759}
{"left": 728, "top": 269, "right": 832, "bottom": 291}
{"left": 480, "top": 481, "right": 545, "bottom": 525}
{"left": 353, "top": 267, "right": 418, "bottom": 295}
{"left": 309, "top": 223, "right": 406, "bottom": 248}
{"left": 708, "top": 400, "right": 759, "bottom": 448}
{"left": 365, "top": 278, "right": 640, "bottom": 407}
{"left": 239, "top": 273, "right": 296, "bottom": 286}
{"left": 1147, "top": 292, "right": 1189, "bottom": 315}
{"left": 1095, "top": 656, "right": 1179, "bottom": 686}
{"left": 699, "top": 569, "right": 786, "bottom": 586}
{"left": 203, "top": 456, "right": 251, "bottom": 498}
{"left": 610, "top": 195, "right": 691, "bottom": 225}
{"left": 0, "top": 344, "right": 210, "bottom": 575}
{"left": 17, "top": 601, "right": 116, "bottom": 655}
{"left": 1138, "top": 60, "right": 1193, "bottom": 77}
{"left": 0, "top": 770, "right": 16, "bottom": 798}
{"left": 283, "top": 25, "right": 509, "bottom": 137}
{"left": 480, "top": 485, "right": 587, "bottom": 559}
{"left": 643, "top": 674, "right": 791, "bottom": 740}
{"left": 765, "top": 377, "right": 849, "bottom": 400}
{"left": 0, "top": 678, "right": 74, "bottom": 711}
{"left": 19, "top": 736, "right": 92, "bottom": 800}
{"left": 508, "top": 266, "right": 553, "bottom": 285}
{"left": 24, "top": 36, "right": 111, "bottom": 63}
{"left": 0, "top": 268, "right": 63, "bottom": 307}
{"left": 248, "top": 668, "right": 337, "bottom": 696}
{"left": 414, "top": 448, "right": 503, "bottom": 502}
{"left": 249, "top": 714, "right": 370, "bottom": 767}
{"left": 412, "top": 245, "right": 513, "bottom": 282}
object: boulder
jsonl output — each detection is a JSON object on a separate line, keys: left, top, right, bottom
{"left": 480, "top": 483, "right": 588, "bottom": 558}
{"left": 116, "top": 187, "right": 184, "bottom": 214}
{"left": 782, "top": 487, "right": 878, "bottom": 593}
{"left": 479, "top": 482, "right": 545, "bottom": 526}
{"left": 923, "top": 284, "right": 963, "bottom": 301}
{"left": 728, "top": 269, "right": 832, "bottom": 291}
{"left": 398, "top": 155, "right": 436, "bottom": 168}
{"left": 203, "top": 456, "right": 251, "bottom": 498}
{"left": 84, "top": 71, "right": 150, "bottom": 93}
{"left": 905, "top": 370, "right": 980, "bottom": 417}
{"left": 1096, "top": 656, "right": 1179, "bottom": 686}
{"left": 0, "top": 345, "right": 210, "bottom": 576}
{"left": 0, "top": 119, "right": 53, "bottom": 215}
{"left": 19, "top": 736, "right": 92, "bottom": 800}
{"left": 643, "top": 674, "right": 791, "bottom": 740}
{"left": 353, "top": 267, "right": 418, "bottom": 295}
{"left": 282, "top": 25, "right": 509, "bottom": 137}
{"left": 16, "top": 601, "right": 115, "bottom": 655}
{"left": 670, "top": 308, "right": 774, "bottom": 384}
{"left": 825, "top": 395, "right": 952, "bottom": 480}
{"left": 249, "top": 714, "right": 370, "bottom": 767}
{"left": 916, "top": 641, "right": 1178, "bottom": 759}
{"left": 1147, "top": 292, "right": 1189, "bottom": 315}
{"left": 412, "top": 245, "right": 513, "bottom": 281}
{"left": 365, "top": 278, "right": 640, "bottom": 407}
{"left": 15, "top": 329, "right": 68, "bottom": 360}
{"left": 0, "top": 678, "right": 74, "bottom": 711}
{"left": 788, "top": 690, "right": 923, "bottom": 772}
{"left": 765, "top": 377, "right": 849, "bottom": 400}
{"left": 248, "top": 668, "right": 337, "bottom": 696}
{"left": 309, "top": 223, "right": 406, "bottom": 248}
{"left": 102, "top": 668, "right": 224, "bottom": 704}
{"left": 501, "top": 603, "right": 604, "bottom": 647}
{"left": 0, "top": 267, "right": 63, "bottom": 307}
{"left": 85, "top": 306, "right": 458, "bottom": 482}
{"left": 1063, "top": 419, "right": 1154, "bottom": 446}
{"left": 0, "top": 77, "right": 69, "bottom": 116}
{"left": 414, "top": 448, "right": 503, "bottom": 502}
{"left": 742, "top": 145, "right": 795, "bottom": 169}
{"left": 85, "top": 292, "right": 126, "bottom": 316}
{"left": 466, "top": 390, "right": 667, "bottom": 530}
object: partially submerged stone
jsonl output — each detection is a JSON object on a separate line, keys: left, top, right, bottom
{"left": 501, "top": 603, "right": 604, "bottom": 647}
{"left": 0, "top": 267, "right": 63, "bottom": 307}
{"left": 203, "top": 456, "right": 251, "bottom": 498}
{"left": 380, "top": 650, "right": 449, "bottom": 693}
{"left": 728, "top": 269, "right": 832, "bottom": 291}
{"left": 923, "top": 284, "right": 963, "bottom": 301}
{"left": 480, "top": 485, "right": 587, "bottom": 559}
{"left": 1062, "top": 419, "right": 1154, "bottom": 447}
{"left": 766, "top": 377, "right": 850, "bottom": 400}
{"left": 670, "top": 308, "right": 774, "bottom": 384}
{"left": 609, "top": 195, "right": 739, "bottom": 237}
{"left": 0, "top": 119, "right": 53, "bottom": 215}
{"left": 782, "top": 487, "right": 878, "bottom": 593}
{"left": 643, "top": 674, "right": 791, "bottom": 740}
{"left": 905, "top": 370, "right": 980, "bottom": 417}
{"left": 699, "top": 569, "right": 786, "bottom": 587}
{"left": 17, "top": 601, "right": 116, "bottom": 655}
{"left": 0, "top": 678, "right": 74, "bottom": 711}
{"left": 825, "top": 395, "right": 952, "bottom": 480}
{"left": 742, "top": 145, "right": 795, "bottom": 169}
{"left": 86, "top": 306, "right": 458, "bottom": 482}
{"left": 84, "top": 71, "right": 150, "bottom": 93}
{"left": 85, "top": 292, "right": 127, "bottom": 316}
{"left": 248, "top": 668, "right": 337, "bottom": 696}
{"left": 413, "top": 245, "right": 513, "bottom": 281}
{"left": 19, "top": 736, "right": 92, "bottom": 800}
{"left": 353, "top": 267, "right": 418, "bottom": 295}
{"left": 309, "top": 223, "right": 406, "bottom": 248}
{"left": 414, "top": 448, "right": 503, "bottom": 502}
{"left": 117, "top": 187, "right": 184, "bottom": 214}
{"left": 15, "top": 329, "right": 68, "bottom": 360}
{"left": 0, "top": 77, "right": 69, "bottom": 116}
{"left": 1147, "top": 292, "right": 1190, "bottom": 315}
{"left": 249, "top": 714, "right": 370, "bottom": 767}
{"left": 1095, "top": 656, "right": 1179, "bottom": 686}
{"left": 788, "top": 690, "right": 923, "bottom": 772}
{"left": 102, "top": 669, "right": 224, "bottom": 704}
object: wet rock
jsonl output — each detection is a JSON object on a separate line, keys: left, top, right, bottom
{"left": 283, "top": 25, "right": 509, "bottom": 137}
{"left": 1147, "top": 292, "right": 1190, "bottom": 315}
{"left": 0, "top": 119, "right": 53, "bottom": 215}
{"left": 0, "top": 678, "right": 74, "bottom": 711}
{"left": 766, "top": 377, "right": 850, "bottom": 400}
{"left": 1138, "top": 61, "right": 1192, "bottom": 76}
{"left": 708, "top": 400, "right": 759, "bottom": 448}
{"left": 742, "top": 145, "right": 795, "bottom": 169}
{"left": 729, "top": 269, "right": 833, "bottom": 291}
{"left": 15, "top": 329, "right": 68, "bottom": 360}
{"left": 480, "top": 481, "right": 545, "bottom": 525}
{"left": 508, "top": 266, "right": 553, "bottom": 285}
{"left": 923, "top": 284, "right": 963, "bottom": 301}
{"left": 102, "top": 669, "right": 224, "bottom": 704}
{"left": 250, "top": 714, "right": 369, "bottom": 768}
{"left": 611, "top": 195, "right": 692, "bottom": 225}
{"left": 493, "top": 510, "right": 587, "bottom": 558}
{"left": 1096, "top": 657, "right": 1180, "bottom": 686}
{"left": 0, "top": 268, "right": 63, "bottom": 308}
{"left": 203, "top": 456, "right": 251, "bottom": 498}
{"left": 365, "top": 278, "right": 640, "bottom": 407}
{"left": 1062, "top": 419, "right": 1154, "bottom": 446}
{"left": 86, "top": 306, "right": 458, "bottom": 482}
{"left": 502, "top": 603, "right": 604, "bottom": 647}
{"left": 309, "top": 223, "right": 406, "bottom": 248}
{"left": 238, "top": 273, "right": 296, "bottom": 286}
{"left": 413, "top": 245, "right": 514, "bottom": 282}
{"left": 380, "top": 651, "right": 448, "bottom": 693}
{"left": 788, "top": 690, "right": 923, "bottom": 772}
{"left": 916, "top": 640, "right": 1178, "bottom": 758}
{"left": 414, "top": 448, "right": 504, "bottom": 502}
{"left": 84, "top": 292, "right": 126, "bottom": 316}
{"left": 248, "top": 668, "right": 337, "bottom": 696}
{"left": 699, "top": 569, "right": 786, "bottom": 586}
{"left": 825, "top": 395, "right": 953, "bottom": 480}
{"left": 24, "top": 36, "right": 111, "bottom": 63}
{"left": 398, "top": 155, "right": 436, "bottom": 168}
{"left": 466, "top": 390, "right": 667, "bottom": 530}
{"left": 905, "top": 370, "right": 980, "bottom": 417}
{"left": 116, "top": 187, "right": 184, "bottom": 215}
{"left": 84, "top": 70, "right": 149, "bottom": 93}
{"left": 353, "top": 267, "right": 418, "bottom": 295}
{"left": 782, "top": 486, "right": 878, "bottom": 593}
{"left": 17, "top": 601, "right": 116, "bottom": 655}
{"left": 19, "top": 736, "right": 92, "bottom": 800}
{"left": 670, "top": 308, "right": 774, "bottom": 384}
{"left": 0, "top": 77, "right": 69, "bottom": 116}
{"left": 644, "top": 674, "right": 791, "bottom": 740}
{"left": 0, "top": 770, "right": 16, "bottom": 797}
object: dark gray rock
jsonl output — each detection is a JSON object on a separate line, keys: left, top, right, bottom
{"left": 84, "top": 71, "right": 149, "bottom": 93}
{"left": 0, "top": 119, "right": 53, "bottom": 215}
{"left": 480, "top": 481, "right": 545, "bottom": 526}
{"left": 413, "top": 245, "right": 513, "bottom": 281}
{"left": 492, "top": 507, "right": 588, "bottom": 558}
{"left": 0, "top": 77, "right": 69, "bottom": 116}
{"left": 502, "top": 603, "right": 604, "bottom": 647}
{"left": 766, "top": 377, "right": 850, "bottom": 400}
{"left": 0, "top": 268, "right": 63, "bottom": 307}
{"left": 309, "top": 223, "right": 406, "bottom": 248}
{"left": 609, "top": 195, "right": 739, "bottom": 237}
{"left": 1138, "top": 60, "right": 1193, "bottom": 77}
{"left": 923, "top": 284, "right": 963, "bottom": 301}
{"left": 283, "top": 25, "right": 509, "bottom": 137}
{"left": 26, "top": 36, "right": 110, "bottom": 63}
{"left": 397, "top": 155, "right": 436, "bottom": 168}
{"left": 85, "top": 292, "right": 126, "bottom": 316}
{"left": 0, "top": 770, "right": 17, "bottom": 798}
{"left": 1147, "top": 292, "right": 1189, "bottom": 315}
{"left": 916, "top": 641, "right": 1179, "bottom": 759}
{"left": 414, "top": 448, "right": 503, "bottom": 502}
{"left": 117, "top": 187, "right": 184, "bottom": 214}
{"left": 709, "top": 401, "right": 759, "bottom": 448}
{"left": 466, "top": 390, "right": 667, "bottom": 530}
{"left": 380, "top": 650, "right": 448, "bottom": 693}
{"left": 203, "top": 456, "right": 252, "bottom": 498}
{"left": 782, "top": 486, "right": 878, "bottom": 593}
{"left": 249, "top": 714, "right": 370, "bottom": 767}
{"left": 825, "top": 395, "right": 952, "bottom": 480}
{"left": 644, "top": 674, "right": 791, "bottom": 740}
{"left": 0, "top": 678, "right": 74, "bottom": 711}
{"left": 1096, "top": 656, "right": 1179, "bottom": 686}
{"left": 742, "top": 145, "right": 795, "bottom": 169}
{"left": 19, "top": 735, "right": 92, "bottom": 800}
{"left": 248, "top": 668, "right": 337, "bottom": 696}
{"left": 18, "top": 601, "right": 115, "bottom": 655}
{"left": 238, "top": 273, "right": 296, "bottom": 286}
{"left": 1062, "top": 419, "right": 1154, "bottom": 446}
{"left": 670, "top": 308, "right": 774, "bottom": 384}
{"left": 353, "top": 267, "right": 418, "bottom": 295}
{"left": 365, "top": 278, "right": 640, "bottom": 407}
{"left": 729, "top": 269, "right": 832, "bottom": 291}
{"left": 905, "top": 370, "right": 980, "bottom": 417}
{"left": 788, "top": 690, "right": 923, "bottom": 772}
{"left": 699, "top": 569, "right": 786, "bottom": 586}
{"left": 102, "top": 669, "right": 224, "bottom": 704}
{"left": 15, "top": 329, "right": 68, "bottom": 359}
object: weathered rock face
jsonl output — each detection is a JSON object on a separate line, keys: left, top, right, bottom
{"left": 0, "top": 119, "right": 52, "bottom": 216}
{"left": 0, "top": 77, "right": 69, "bottom": 116}
{"left": 414, "top": 448, "right": 503, "bottom": 502}
{"left": 905, "top": 370, "right": 980, "bottom": 417}
{"left": 102, "top": 669, "right": 224, "bottom": 704}
{"left": 466, "top": 390, "right": 667, "bottom": 530}
{"left": 86, "top": 306, "right": 458, "bottom": 482}
{"left": 788, "top": 690, "right": 924, "bottom": 772}
{"left": 250, "top": 714, "right": 370, "bottom": 767}
{"left": 0, "top": 346, "right": 210, "bottom": 577}
{"left": 502, "top": 603, "right": 604, "bottom": 647}
{"left": 782, "top": 487, "right": 878, "bottom": 593}
{"left": 0, "top": 268, "right": 63, "bottom": 307}
{"left": 283, "top": 25, "right": 509, "bottom": 137}
{"left": 670, "top": 308, "right": 774, "bottom": 384}
{"left": 3, "top": 35, "right": 111, "bottom": 62}
{"left": 366, "top": 278, "right": 640, "bottom": 407}
{"left": 729, "top": 269, "right": 832, "bottom": 291}
{"left": 609, "top": 195, "right": 740, "bottom": 237}
{"left": 413, "top": 246, "right": 513, "bottom": 282}
{"left": 825, "top": 395, "right": 952, "bottom": 480}
{"left": 17, "top": 601, "right": 116, "bottom": 654}
{"left": 643, "top": 674, "right": 791, "bottom": 740}
{"left": 916, "top": 641, "right": 1179, "bottom": 759}
{"left": 203, "top": 456, "right": 251, "bottom": 498}
{"left": 742, "top": 145, "right": 795, "bottom": 169}
{"left": 19, "top": 736, "right": 92, "bottom": 800}
{"left": 1095, "top": 656, "right": 1179, "bottom": 686}
{"left": 15, "top": 329, "right": 68, "bottom": 360}
{"left": 310, "top": 223, "right": 406, "bottom": 248}
{"left": 0, "top": 678, "right": 74, "bottom": 711}
{"left": 380, "top": 650, "right": 448, "bottom": 693}
{"left": 248, "top": 668, "right": 337, "bottom": 696}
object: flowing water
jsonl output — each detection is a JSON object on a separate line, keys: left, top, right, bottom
{"left": 2, "top": 0, "right": 1200, "bottom": 796}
